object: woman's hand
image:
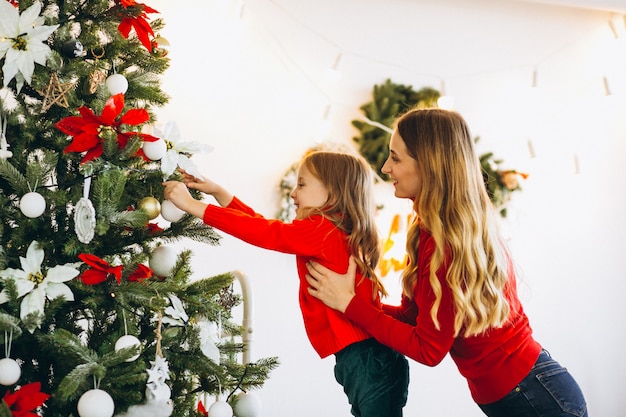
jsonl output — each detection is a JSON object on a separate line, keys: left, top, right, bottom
{"left": 305, "top": 257, "right": 358, "bottom": 313}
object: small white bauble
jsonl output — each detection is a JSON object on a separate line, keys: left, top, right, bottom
{"left": 106, "top": 73, "right": 128, "bottom": 95}
{"left": 77, "top": 389, "right": 115, "bottom": 417}
{"left": 208, "top": 401, "right": 233, "bottom": 417}
{"left": 114, "top": 335, "right": 141, "bottom": 362}
{"left": 148, "top": 246, "right": 178, "bottom": 277}
{"left": 0, "top": 358, "right": 21, "bottom": 386}
{"left": 142, "top": 138, "right": 167, "bottom": 161}
{"left": 160, "top": 200, "right": 185, "bottom": 222}
{"left": 233, "top": 392, "right": 262, "bottom": 417}
{"left": 20, "top": 191, "right": 46, "bottom": 218}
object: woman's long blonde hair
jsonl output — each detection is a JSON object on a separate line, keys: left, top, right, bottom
{"left": 300, "top": 151, "right": 387, "bottom": 298}
{"left": 396, "top": 108, "right": 510, "bottom": 337}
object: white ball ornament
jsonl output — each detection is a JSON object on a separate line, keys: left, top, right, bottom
{"left": 0, "top": 358, "right": 21, "bottom": 386}
{"left": 160, "top": 200, "right": 186, "bottom": 222}
{"left": 20, "top": 191, "right": 46, "bottom": 218}
{"left": 233, "top": 392, "right": 262, "bottom": 417}
{"left": 148, "top": 246, "right": 178, "bottom": 277}
{"left": 208, "top": 401, "right": 233, "bottom": 417}
{"left": 142, "top": 138, "right": 167, "bottom": 161}
{"left": 114, "top": 335, "right": 141, "bottom": 362}
{"left": 77, "top": 389, "right": 115, "bottom": 417}
{"left": 106, "top": 73, "right": 128, "bottom": 95}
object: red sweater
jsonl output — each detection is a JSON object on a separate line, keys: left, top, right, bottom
{"left": 344, "top": 228, "right": 542, "bottom": 404}
{"left": 202, "top": 197, "right": 376, "bottom": 358}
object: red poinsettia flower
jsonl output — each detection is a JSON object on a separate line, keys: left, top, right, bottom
{"left": 128, "top": 264, "right": 153, "bottom": 282}
{"left": 2, "top": 382, "right": 50, "bottom": 417}
{"left": 116, "top": 1, "right": 159, "bottom": 51}
{"left": 147, "top": 222, "right": 164, "bottom": 234}
{"left": 56, "top": 94, "right": 158, "bottom": 164}
{"left": 78, "top": 253, "right": 124, "bottom": 285}
{"left": 197, "top": 401, "right": 209, "bottom": 417}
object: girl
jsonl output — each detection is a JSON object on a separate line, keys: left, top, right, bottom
{"left": 163, "top": 151, "right": 409, "bottom": 417}
{"left": 305, "top": 109, "right": 587, "bottom": 417}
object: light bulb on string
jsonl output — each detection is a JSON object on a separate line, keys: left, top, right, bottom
{"left": 437, "top": 80, "right": 455, "bottom": 110}
{"left": 316, "top": 104, "right": 332, "bottom": 138}
{"left": 325, "top": 52, "right": 343, "bottom": 83}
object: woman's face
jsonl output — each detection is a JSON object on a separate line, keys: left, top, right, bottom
{"left": 290, "top": 163, "right": 329, "bottom": 218}
{"left": 382, "top": 131, "right": 421, "bottom": 200}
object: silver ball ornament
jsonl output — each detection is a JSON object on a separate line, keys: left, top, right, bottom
{"left": 149, "top": 246, "right": 178, "bottom": 277}
{"left": 233, "top": 392, "right": 262, "bottom": 417}
{"left": 142, "top": 138, "right": 167, "bottom": 161}
{"left": 106, "top": 73, "right": 128, "bottom": 95}
{"left": 114, "top": 335, "right": 141, "bottom": 362}
{"left": 77, "top": 389, "right": 115, "bottom": 417}
{"left": 160, "top": 200, "right": 185, "bottom": 222}
{"left": 0, "top": 358, "right": 21, "bottom": 386}
{"left": 20, "top": 191, "right": 46, "bottom": 218}
{"left": 208, "top": 401, "right": 233, "bottom": 417}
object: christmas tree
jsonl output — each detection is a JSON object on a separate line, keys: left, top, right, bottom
{"left": 0, "top": 1, "right": 278, "bottom": 417}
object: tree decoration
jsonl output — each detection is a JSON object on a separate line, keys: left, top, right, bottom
{"left": 152, "top": 121, "right": 213, "bottom": 179}
{"left": 19, "top": 190, "right": 46, "bottom": 218}
{"left": 0, "top": 357, "right": 21, "bottom": 386}
{"left": 61, "top": 39, "right": 86, "bottom": 59}
{"left": 115, "top": 0, "right": 160, "bottom": 51}
{"left": 137, "top": 196, "right": 161, "bottom": 220}
{"left": 106, "top": 73, "right": 129, "bottom": 96}
{"left": 77, "top": 253, "right": 123, "bottom": 285}
{"left": 160, "top": 199, "right": 185, "bottom": 222}
{"left": 74, "top": 175, "right": 97, "bottom": 244}
{"left": 0, "top": 114, "right": 12, "bottom": 159}
{"left": 0, "top": 1, "right": 60, "bottom": 92}
{"left": 114, "top": 334, "right": 141, "bottom": 362}
{"left": 0, "top": 241, "right": 79, "bottom": 333}
{"left": 76, "top": 389, "right": 115, "bottom": 417}
{"left": 1, "top": 382, "right": 50, "bottom": 416}
{"left": 142, "top": 137, "right": 167, "bottom": 161}
{"left": 37, "top": 73, "right": 74, "bottom": 112}
{"left": 55, "top": 93, "right": 158, "bottom": 164}
{"left": 148, "top": 245, "right": 177, "bottom": 278}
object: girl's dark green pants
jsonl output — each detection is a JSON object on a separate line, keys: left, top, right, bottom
{"left": 334, "top": 338, "right": 409, "bottom": 417}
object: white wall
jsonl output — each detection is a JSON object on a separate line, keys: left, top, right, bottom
{"left": 149, "top": 0, "right": 626, "bottom": 415}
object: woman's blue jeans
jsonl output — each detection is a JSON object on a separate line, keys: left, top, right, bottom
{"left": 478, "top": 350, "right": 588, "bottom": 417}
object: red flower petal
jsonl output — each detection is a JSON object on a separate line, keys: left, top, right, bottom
{"left": 118, "top": 19, "right": 133, "bottom": 38}
{"left": 101, "top": 94, "right": 125, "bottom": 125}
{"left": 79, "top": 253, "right": 112, "bottom": 270}
{"left": 64, "top": 132, "right": 100, "bottom": 154}
{"left": 128, "top": 264, "right": 153, "bottom": 282}
{"left": 3, "top": 382, "right": 50, "bottom": 416}
{"left": 119, "top": 108, "right": 149, "bottom": 126}
{"left": 79, "top": 269, "right": 108, "bottom": 285}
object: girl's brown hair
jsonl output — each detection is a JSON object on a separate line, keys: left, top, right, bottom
{"left": 300, "top": 151, "right": 387, "bottom": 298}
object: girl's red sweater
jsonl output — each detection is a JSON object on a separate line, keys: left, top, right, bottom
{"left": 344, "top": 228, "right": 542, "bottom": 404}
{"left": 202, "top": 197, "right": 376, "bottom": 358}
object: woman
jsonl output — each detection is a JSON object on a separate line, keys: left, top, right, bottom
{"left": 305, "top": 108, "right": 587, "bottom": 417}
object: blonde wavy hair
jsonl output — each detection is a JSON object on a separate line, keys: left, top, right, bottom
{"left": 299, "top": 151, "right": 387, "bottom": 298}
{"left": 396, "top": 108, "right": 510, "bottom": 337}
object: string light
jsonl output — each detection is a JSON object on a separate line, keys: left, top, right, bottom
{"left": 325, "top": 52, "right": 343, "bottom": 83}
{"left": 437, "top": 80, "right": 455, "bottom": 110}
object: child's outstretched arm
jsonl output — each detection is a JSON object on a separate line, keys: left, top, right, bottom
{"left": 163, "top": 174, "right": 233, "bottom": 219}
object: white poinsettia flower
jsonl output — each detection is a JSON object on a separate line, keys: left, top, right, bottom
{"left": 0, "top": 241, "right": 79, "bottom": 332}
{"left": 0, "top": 1, "right": 60, "bottom": 91}
{"left": 153, "top": 121, "right": 213, "bottom": 179}
{"left": 162, "top": 293, "right": 189, "bottom": 326}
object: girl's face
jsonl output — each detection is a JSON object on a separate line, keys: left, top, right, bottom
{"left": 382, "top": 130, "right": 422, "bottom": 200}
{"left": 290, "top": 164, "right": 329, "bottom": 217}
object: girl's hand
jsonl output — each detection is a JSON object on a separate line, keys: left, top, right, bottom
{"left": 162, "top": 181, "right": 195, "bottom": 212}
{"left": 174, "top": 169, "right": 233, "bottom": 207}
{"left": 305, "top": 257, "right": 357, "bottom": 313}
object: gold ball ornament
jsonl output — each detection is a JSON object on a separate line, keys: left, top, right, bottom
{"left": 138, "top": 197, "right": 161, "bottom": 220}
{"left": 152, "top": 35, "right": 170, "bottom": 57}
